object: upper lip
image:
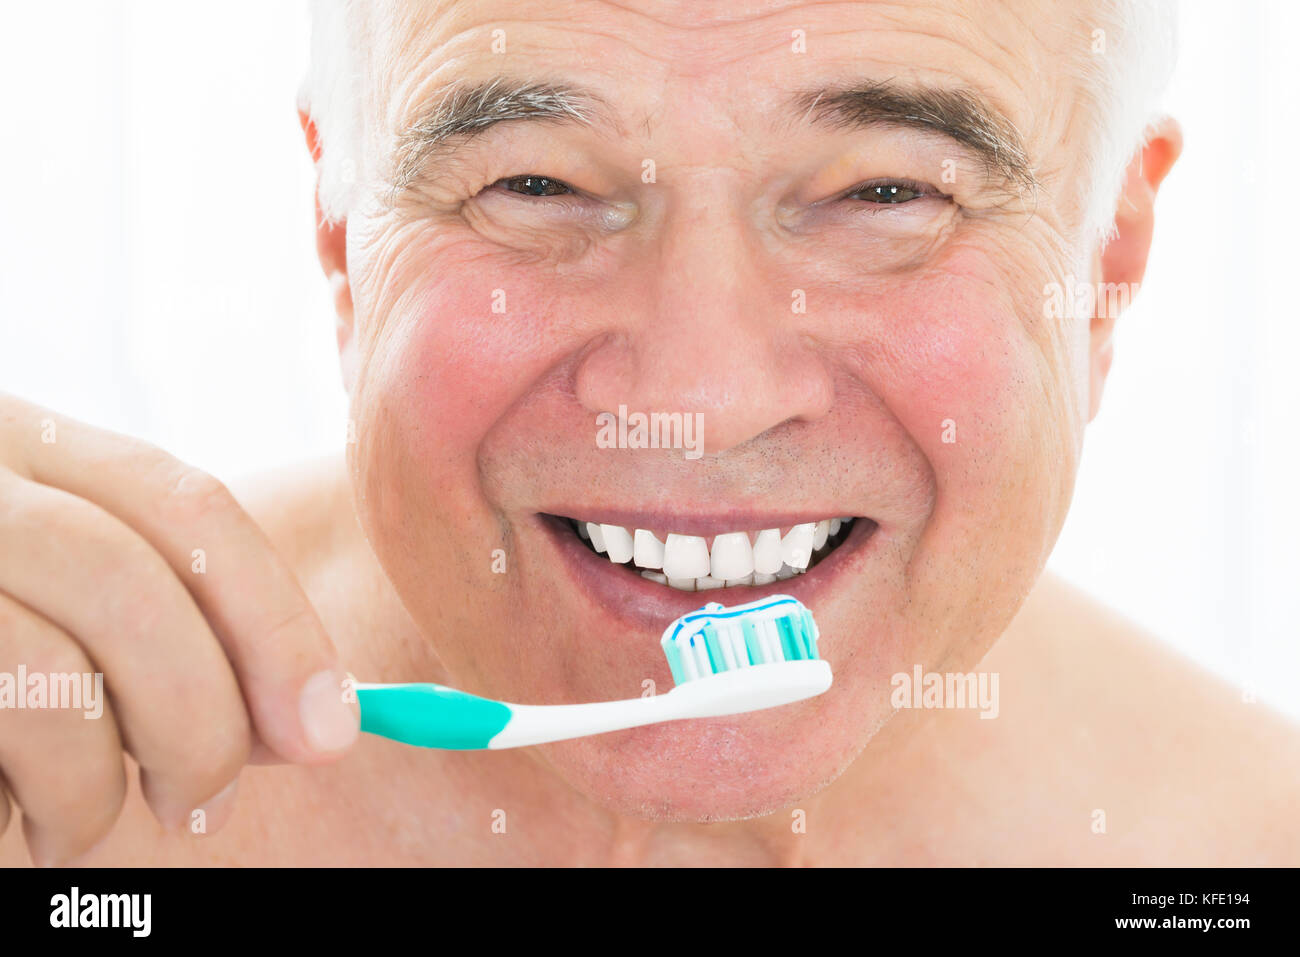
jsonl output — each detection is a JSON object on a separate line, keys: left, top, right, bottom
{"left": 538, "top": 509, "right": 859, "bottom": 536}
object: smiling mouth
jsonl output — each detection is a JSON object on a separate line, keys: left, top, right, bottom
{"left": 550, "top": 516, "right": 861, "bottom": 592}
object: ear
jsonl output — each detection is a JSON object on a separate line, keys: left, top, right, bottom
{"left": 1087, "top": 116, "right": 1182, "bottom": 421}
{"left": 299, "top": 107, "right": 358, "bottom": 393}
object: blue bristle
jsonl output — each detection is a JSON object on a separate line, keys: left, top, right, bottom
{"left": 701, "top": 625, "right": 723, "bottom": 673}
{"left": 742, "top": 619, "right": 764, "bottom": 665}
{"left": 769, "top": 616, "right": 790, "bottom": 660}
{"left": 663, "top": 636, "right": 685, "bottom": 685}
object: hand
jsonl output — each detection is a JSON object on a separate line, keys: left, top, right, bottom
{"left": 0, "top": 393, "right": 359, "bottom": 865}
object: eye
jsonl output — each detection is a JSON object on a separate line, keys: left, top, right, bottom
{"left": 493, "top": 175, "right": 574, "bottom": 197}
{"left": 847, "top": 179, "right": 938, "bottom": 205}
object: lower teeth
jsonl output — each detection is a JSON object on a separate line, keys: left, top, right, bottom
{"left": 643, "top": 567, "right": 804, "bottom": 591}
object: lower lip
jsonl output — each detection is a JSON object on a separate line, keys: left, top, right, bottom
{"left": 535, "top": 514, "right": 880, "bottom": 634}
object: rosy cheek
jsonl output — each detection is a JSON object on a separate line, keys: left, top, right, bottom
{"left": 838, "top": 262, "right": 1045, "bottom": 503}
{"left": 369, "top": 263, "right": 575, "bottom": 486}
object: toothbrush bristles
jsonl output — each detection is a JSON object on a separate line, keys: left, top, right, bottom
{"left": 660, "top": 596, "right": 821, "bottom": 686}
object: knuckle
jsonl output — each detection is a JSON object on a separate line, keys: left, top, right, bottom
{"left": 158, "top": 465, "right": 236, "bottom": 525}
{"left": 263, "top": 605, "right": 317, "bottom": 646}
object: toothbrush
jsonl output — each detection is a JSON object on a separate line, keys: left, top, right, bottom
{"left": 354, "top": 594, "right": 832, "bottom": 750}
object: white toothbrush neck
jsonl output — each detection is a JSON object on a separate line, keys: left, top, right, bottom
{"left": 487, "top": 661, "right": 831, "bottom": 749}
{"left": 488, "top": 693, "right": 682, "bottom": 749}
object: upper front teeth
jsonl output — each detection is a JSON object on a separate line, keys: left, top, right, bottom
{"left": 634, "top": 529, "right": 665, "bottom": 568}
{"left": 663, "top": 533, "right": 711, "bottom": 578}
{"left": 752, "top": 528, "right": 782, "bottom": 574}
{"left": 578, "top": 517, "right": 854, "bottom": 588}
{"left": 710, "top": 532, "right": 754, "bottom": 579}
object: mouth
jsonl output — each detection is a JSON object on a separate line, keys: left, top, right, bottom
{"left": 536, "top": 509, "right": 879, "bottom": 629}
{"left": 559, "top": 516, "right": 859, "bottom": 590}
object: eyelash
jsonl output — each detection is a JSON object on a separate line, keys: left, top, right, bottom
{"left": 491, "top": 175, "right": 575, "bottom": 198}
{"left": 844, "top": 178, "right": 945, "bottom": 206}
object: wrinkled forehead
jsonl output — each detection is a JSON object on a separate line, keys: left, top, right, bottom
{"left": 362, "top": 0, "right": 1081, "bottom": 155}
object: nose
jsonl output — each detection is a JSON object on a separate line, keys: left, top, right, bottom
{"left": 575, "top": 199, "right": 833, "bottom": 457}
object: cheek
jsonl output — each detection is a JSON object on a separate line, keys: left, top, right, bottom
{"left": 831, "top": 247, "right": 1080, "bottom": 616}
{"left": 860, "top": 268, "right": 1044, "bottom": 479}
{"left": 354, "top": 248, "right": 577, "bottom": 511}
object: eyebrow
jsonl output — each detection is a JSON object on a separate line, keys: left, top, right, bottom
{"left": 790, "top": 80, "right": 1038, "bottom": 195}
{"left": 389, "top": 76, "right": 607, "bottom": 198}
{"left": 388, "top": 74, "right": 1037, "bottom": 199}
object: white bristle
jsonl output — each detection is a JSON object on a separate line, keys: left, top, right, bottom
{"left": 719, "top": 626, "right": 739, "bottom": 671}
{"left": 690, "top": 637, "right": 710, "bottom": 677}
{"left": 761, "top": 621, "right": 781, "bottom": 662}
{"left": 680, "top": 641, "right": 699, "bottom": 682}
{"left": 728, "top": 627, "right": 750, "bottom": 668}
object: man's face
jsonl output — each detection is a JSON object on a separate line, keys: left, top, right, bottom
{"left": 340, "top": 0, "right": 1094, "bottom": 819}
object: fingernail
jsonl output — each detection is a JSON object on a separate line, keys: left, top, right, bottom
{"left": 299, "top": 669, "right": 359, "bottom": 753}
{"left": 181, "top": 778, "right": 239, "bottom": 838}
{"left": 153, "top": 778, "right": 238, "bottom": 836}
{"left": 200, "top": 778, "right": 239, "bottom": 816}
{"left": 147, "top": 785, "right": 200, "bottom": 832}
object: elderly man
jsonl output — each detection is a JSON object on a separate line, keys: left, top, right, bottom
{"left": 0, "top": 0, "right": 1296, "bottom": 867}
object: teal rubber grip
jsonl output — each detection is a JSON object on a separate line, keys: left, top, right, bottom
{"left": 357, "top": 683, "right": 513, "bottom": 750}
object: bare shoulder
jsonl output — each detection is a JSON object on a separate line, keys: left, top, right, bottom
{"left": 223, "top": 451, "right": 410, "bottom": 675}
{"left": 224, "top": 452, "right": 357, "bottom": 579}
{"left": 992, "top": 571, "right": 1300, "bottom": 865}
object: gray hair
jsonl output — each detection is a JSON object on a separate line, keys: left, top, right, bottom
{"left": 1070, "top": 0, "right": 1180, "bottom": 246}
{"left": 300, "top": 0, "right": 1177, "bottom": 249}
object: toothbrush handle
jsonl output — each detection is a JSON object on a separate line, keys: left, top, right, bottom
{"left": 354, "top": 682, "right": 677, "bottom": 750}
{"left": 355, "top": 683, "right": 514, "bottom": 750}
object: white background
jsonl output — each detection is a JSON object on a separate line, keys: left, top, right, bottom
{"left": 2, "top": 2, "right": 1296, "bottom": 717}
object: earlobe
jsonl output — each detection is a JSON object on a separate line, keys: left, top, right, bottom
{"left": 1088, "top": 117, "right": 1183, "bottom": 421}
